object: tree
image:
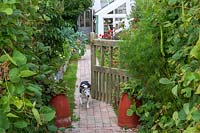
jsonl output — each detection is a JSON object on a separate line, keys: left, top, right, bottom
{"left": 62, "top": 0, "right": 92, "bottom": 30}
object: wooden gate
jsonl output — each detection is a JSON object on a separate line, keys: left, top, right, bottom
{"left": 90, "top": 32, "right": 129, "bottom": 105}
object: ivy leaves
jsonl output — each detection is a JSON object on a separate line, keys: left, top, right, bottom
{"left": 14, "top": 120, "right": 28, "bottom": 129}
{"left": 0, "top": 105, "right": 55, "bottom": 129}
{"left": 40, "top": 106, "right": 56, "bottom": 123}
{"left": 0, "top": 0, "right": 87, "bottom": 131}
{"left": 122, "top": 0, "right": 200, "bottom": 132}
{"left": 0, "top": 110, "right": 10, "bottom": 130}
{"left": 12, "top": 50, "right": 27, "bottom": 66}
{"left": 0, "top": 0, "right": 18, "bottom": 15}
{"left": 190, "top": 32, "right": 200, "bottom": 60}
{"left": 1, "top": 50, "right": 37, "bottom": 84}
{"left": 9, "top": 68, "right": 20, "bottom": 83}
{"left": 1, "top": 50, "right": 27, "bottom": 66}
{"left": 32, "top": 105, "right": 56, "bottom": 126}
{"left": 127, "top": 104, "right": 136, "bottom": 116}
{"left": 0, "top": 7, "right": 13, "bottom": 15}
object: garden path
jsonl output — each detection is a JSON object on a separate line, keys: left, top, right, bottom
{"left": 65, "top": 46, "right": 135, "bottom": 133}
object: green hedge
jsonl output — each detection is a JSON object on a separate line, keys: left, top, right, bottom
{"left": 119, "top": 0, "right": 200, "bottom": 132}
{"left": 0, "top": 0, "right": 90, "bottom": 132}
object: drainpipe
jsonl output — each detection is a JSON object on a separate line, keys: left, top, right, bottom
{"left": 91, "top": 9, "right": 94, "bottom": 32}
{"left": 95, "top": 16, "right": 98, "bottom": 35}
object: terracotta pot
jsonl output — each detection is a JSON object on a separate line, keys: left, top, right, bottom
{"left": 118, "top": 93, "right": 140, "bottom": 128}
{"left": 50, "top": 94, "right": 71, "bottom": 128}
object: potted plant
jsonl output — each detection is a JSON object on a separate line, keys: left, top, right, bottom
{"left": 118, "top": 80, "right": 141, "bottom": 128}
{"left": 46, "top": 79, "right": 71, "bottom": 128}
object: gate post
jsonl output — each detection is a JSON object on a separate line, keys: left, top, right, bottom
{"left": 90, "top": 32, "right": 96, "bottom": 99}
{"left": 90, "top": 32, "right": 95, "bottom": 43}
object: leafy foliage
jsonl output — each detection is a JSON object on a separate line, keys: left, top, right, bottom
{"left": 62, "top": 0, "right": 92, "bottom": 29}
{"left": 119, "top": 0, "right": 200, "bottom": 132}
{"left": 0, "top": 0, "right": 88, "bottom": 131}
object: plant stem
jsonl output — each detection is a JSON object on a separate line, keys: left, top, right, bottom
{"left": 160, "top": 25, "right": 165, "bottom": 56}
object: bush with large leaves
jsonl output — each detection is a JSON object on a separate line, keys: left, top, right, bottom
{"left": 0, "top": 0, "right": 89, "bottom": 132}
{"left": 119, "top": 0, "right": 200, "bottom": 132}
{"left": 0, "top": 1, "right": 56, "bottom": 132}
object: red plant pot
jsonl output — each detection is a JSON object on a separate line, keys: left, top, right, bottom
{"left": 118, "top": 93, "right": 140, "bottom": 128}
{"left": 50, "top": 94, "right": 71, "bottom": 128}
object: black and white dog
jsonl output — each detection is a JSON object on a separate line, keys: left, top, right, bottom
{"left": 79, "top": 81, "right": 91, "bottom": 108}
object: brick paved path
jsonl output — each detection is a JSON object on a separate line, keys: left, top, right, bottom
{"left": 65, "top": 46, "right": 135, "bottom": 133}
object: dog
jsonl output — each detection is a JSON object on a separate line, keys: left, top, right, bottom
{"left": 79, "top": 81, "right": 91, "bottom": 108}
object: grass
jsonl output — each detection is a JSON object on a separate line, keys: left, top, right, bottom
{"left": 63, "top": 54, "right": 79, "bottom": 121}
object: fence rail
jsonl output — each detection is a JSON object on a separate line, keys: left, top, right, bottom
{"left": 90, "top": 32, "right": 129, "bottom": 105}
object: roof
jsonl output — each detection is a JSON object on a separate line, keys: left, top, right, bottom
{"left": 95, "top": 0, "right": 126, "bottom": 16}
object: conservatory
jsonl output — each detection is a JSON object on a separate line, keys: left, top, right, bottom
{"left": 77, "top": 0, "right": 135, "bottom": 38}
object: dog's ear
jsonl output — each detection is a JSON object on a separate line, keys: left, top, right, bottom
{"left": 87, "top": 82, "right": 91, "bottom": 88}
{"left": 80, "top": 86, "right": 84, "bottom": 93}
{"left": 80, "top": 86, "right": 84, "bottom": 89}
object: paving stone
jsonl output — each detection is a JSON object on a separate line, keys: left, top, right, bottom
{"left": 64, "top": 47, "right": 136, "bottom": 133}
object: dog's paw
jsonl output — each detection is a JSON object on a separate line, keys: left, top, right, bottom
{"left": 80, "top": 101, "right": 83, "bottom": 105}
{"left": 86, "top": 104, "right": 89, "bottom": 109}
{"left": 80, "top": 98, "right": 83, "bottom": 105}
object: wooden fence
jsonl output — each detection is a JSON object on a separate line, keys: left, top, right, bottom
{"left": 90, "top": 32, "right": 129, "bottom": 105}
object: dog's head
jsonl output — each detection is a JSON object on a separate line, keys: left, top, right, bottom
{"left": 80, "top": 82, "right": 91, "bottom": 98}
{"left": 82, "top": 87, "right": 91, "bottom": 98}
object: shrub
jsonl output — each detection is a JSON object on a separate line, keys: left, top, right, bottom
{"left": 119, "top": 0, "right": 200, "bottom": 132}
{"left": 0, "top": 0, "right": 89, "bottom": 132}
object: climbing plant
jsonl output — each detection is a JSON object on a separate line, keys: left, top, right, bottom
{"left": 119, "top": 0, "right": 200, "bottom": 132}
{"left": 0, "top": 0, "right": 88, "bottom": 132}
{"left": 0, "top": 1, "right": 55, "bottom": 132}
